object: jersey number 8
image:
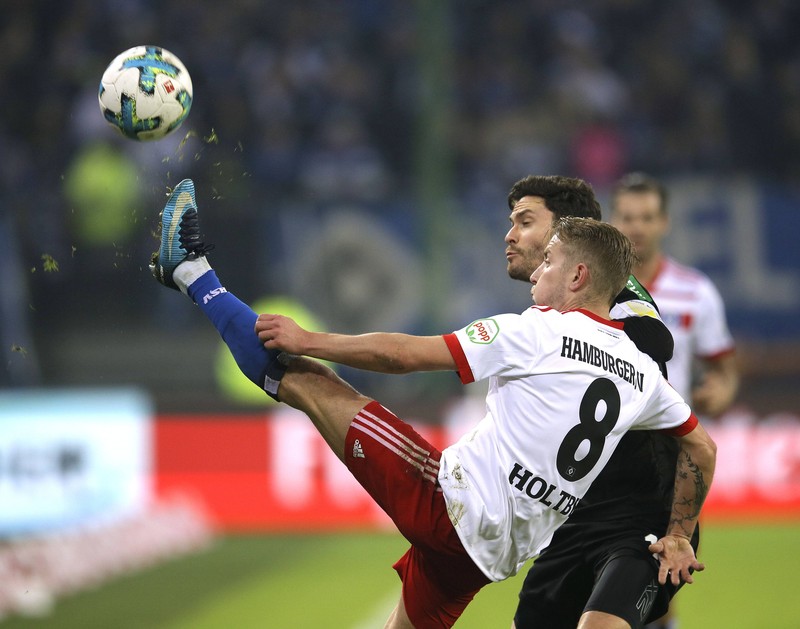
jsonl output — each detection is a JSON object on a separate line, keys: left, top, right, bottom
{"left": 556, "top": 378, "right": 621, "bottom": 481}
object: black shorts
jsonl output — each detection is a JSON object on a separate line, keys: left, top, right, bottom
{"left": 513, "top": 524, "right": 699, "bottom": 629}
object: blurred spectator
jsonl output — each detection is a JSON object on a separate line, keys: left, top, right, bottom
{"left": 610, "top": 172, "right": 739, "bottom": 420}
{"left": 297, "top": 108, "right": 392, "bottom": 202}
{"left": 6, "top": 0, "right": 799, "bottom": 263}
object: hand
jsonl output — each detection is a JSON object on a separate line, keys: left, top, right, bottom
{"left": 648, "top": 534, "right": 705, "bottom": 586}
{"left": 692, "top": 371, "right": 733, "bottom": 417}
{"left": 255, "top": 313, "right": 309, "bottom": 354}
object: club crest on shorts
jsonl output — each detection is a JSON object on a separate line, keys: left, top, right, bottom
{"left": 466, "top": 318, "right": 499, "bottom": 344}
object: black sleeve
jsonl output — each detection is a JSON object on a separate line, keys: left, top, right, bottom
{"left": 617, "top": 285, "right": 658, "bottom": 309}
{"left": 622, "top": 316, "right": 673, "bottom": 378}
{"left": 615, "top": 277, "right": 673, "bottom": 378}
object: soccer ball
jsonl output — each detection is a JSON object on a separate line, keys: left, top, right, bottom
{"left": 98, "top": 45, "right": 193, "bottom": 141}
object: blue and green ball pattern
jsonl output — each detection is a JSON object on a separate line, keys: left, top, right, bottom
{"left": 98, "top": 46, "right": 193, "bottom": 141}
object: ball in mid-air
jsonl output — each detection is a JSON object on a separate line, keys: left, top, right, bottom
{"left": 98, "top": 45, "right": 193, "bottom": 141}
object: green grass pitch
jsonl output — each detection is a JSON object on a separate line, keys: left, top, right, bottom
{"left": 2, "top": 522, "right": 798, "bottom": 628}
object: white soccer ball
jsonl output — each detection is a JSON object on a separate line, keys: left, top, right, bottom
{"left": 98, "top": 45, "right": 193, "bottom": 141}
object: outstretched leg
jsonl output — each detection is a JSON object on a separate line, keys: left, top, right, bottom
{"left": 150, "top": 179, "right": 287, "bottom": 398}
{"left": 149, "top": 180, "right": 489, "bottom": 627}
{"left": 275, "top": 355, "right": 370, "bottom": 459}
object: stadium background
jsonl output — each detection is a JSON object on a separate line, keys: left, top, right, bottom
{"left": 1, "top": 1, "right": 799, "bottom": 627}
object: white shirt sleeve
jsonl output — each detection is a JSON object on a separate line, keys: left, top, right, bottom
{"left": 447, "top": 310, "right": 545, "bottom": 383}
{"left": 694, "top": 277, "right": 735, "bottom": 358}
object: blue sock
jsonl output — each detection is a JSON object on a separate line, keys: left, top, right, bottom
{"left": 187, "top": 270, "right": 286, "bottom": 399}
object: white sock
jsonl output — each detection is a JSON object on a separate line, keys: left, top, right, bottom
{"left": 173, "top": 257, "right": 212, "bottom": 295}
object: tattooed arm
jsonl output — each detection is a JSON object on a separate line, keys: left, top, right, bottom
{"left": 649, "top": 421, "right": 717, "bottom": 586}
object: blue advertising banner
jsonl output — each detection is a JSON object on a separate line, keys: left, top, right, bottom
{"left": 0, "top": 388, "right": 152, "bottom": 537}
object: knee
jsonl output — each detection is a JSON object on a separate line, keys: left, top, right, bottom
{"left": 578, "top": 610, "right": 631, "bottom": 629}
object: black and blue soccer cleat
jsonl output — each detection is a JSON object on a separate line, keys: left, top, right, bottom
{"left": 149, "top": 178, "right": 210, "bottom": 289}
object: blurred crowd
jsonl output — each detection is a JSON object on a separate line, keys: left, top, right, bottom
{"left": 1, "top": 0, "right": 799, "bottom": 394}
{"left": 3, "top": 1, "right": 798, "bottom": 202}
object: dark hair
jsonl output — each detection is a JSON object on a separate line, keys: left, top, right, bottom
{"left": 507, "top": 175, "right": 602, "bottom": 220}
{"left": 553, "top": 217, "right": 636, "bottom": 306}
{"left": 611, "top": 172, "right": 668, "bottom": 214}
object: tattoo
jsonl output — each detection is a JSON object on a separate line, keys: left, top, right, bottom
{"left": 670, "top": 448, "right": 709, "bottom": 538}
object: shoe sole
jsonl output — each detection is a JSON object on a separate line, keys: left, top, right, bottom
{"left": 160, "top": 179, "right": 197, "bottom": 268}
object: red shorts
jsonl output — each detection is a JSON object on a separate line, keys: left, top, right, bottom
{"left": 345, "top": 401, "right": 491, "bottom": 628}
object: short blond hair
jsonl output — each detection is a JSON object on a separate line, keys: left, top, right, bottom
{"left": 552, "top": 217, "right": 637, "bottom": 306}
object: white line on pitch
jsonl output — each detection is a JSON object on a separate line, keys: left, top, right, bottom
{"left": 350, "top": 590, "right": 400, "bottom": 629}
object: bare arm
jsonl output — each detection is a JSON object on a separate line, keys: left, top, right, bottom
{"left": 649, "top": 421, "right": 717, "bottom": 586}
{"left": 255, "top": 313, "right": 456, "bottom": 374}
{"left": 692, "top": 352, "right": 739, "bottom": 417}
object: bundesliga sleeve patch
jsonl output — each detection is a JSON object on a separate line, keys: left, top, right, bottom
{"left": 612, "top": 299, "right": 661, "bottom": 320}
{"left": 465, "top": 318, "right": 500, "bottom": 344}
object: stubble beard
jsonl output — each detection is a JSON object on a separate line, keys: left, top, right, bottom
{"left": 508, "top": 264, "right": 532, "bottom": 282}
{"left": 507, "top": 248, "right": 542, "bottom": 283}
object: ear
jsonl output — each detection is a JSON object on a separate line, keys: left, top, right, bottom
{"left": 569, "top": 262, "right": 591, "bottom": 292}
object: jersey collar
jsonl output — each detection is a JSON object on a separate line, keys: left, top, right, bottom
{"left": 566, "top": 308, "right": 625, "bottom": 329}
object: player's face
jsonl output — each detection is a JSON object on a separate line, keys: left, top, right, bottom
{"left": 530, "top": 236, "right": 571, "bottom": 309}
{"left": 505, "top": 196, "right": 556, "bottom": 281}
{"left": 610, "top": 191, "right": 669, "bottom": 262}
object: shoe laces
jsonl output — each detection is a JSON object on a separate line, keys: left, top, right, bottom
{"left": 177, "top": 209, "right": 214, "bottom": 257}
{"left": 188, "top": 242, "right": 215, "bottom": 258}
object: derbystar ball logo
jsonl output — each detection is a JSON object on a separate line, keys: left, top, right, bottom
{"left": 466, "top": 318, "right": 499, "bottom": 344}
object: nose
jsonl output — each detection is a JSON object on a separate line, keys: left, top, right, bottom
{"left": 505, "top": 225, "right": 516, "bottom": 244}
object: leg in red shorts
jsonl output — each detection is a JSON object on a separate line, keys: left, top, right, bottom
{"left": 344, "top": 401, "right": 491, "bottom": 628}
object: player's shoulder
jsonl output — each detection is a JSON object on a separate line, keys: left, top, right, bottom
{"left": 661, "top": 256, "right": 715, "bottom": 287}
{"left": 520, "top": 306, "right": 566, "bottom": 334}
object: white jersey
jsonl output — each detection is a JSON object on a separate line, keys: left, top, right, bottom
{"left": 439, "top": 306, "right": 694, "bottom": 581}
{"left": 645, "top": 256, "right": 735, "bottom": 401}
